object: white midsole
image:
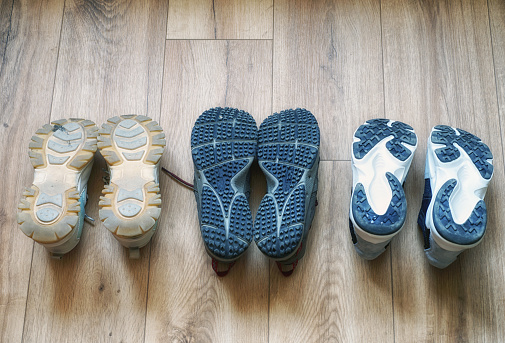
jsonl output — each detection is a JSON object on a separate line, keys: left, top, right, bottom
{"left": 424, "top": 128, "right": 493, "bottom": 251}
{"left": 350, "top": 120, "right": 417, "bottom": 243}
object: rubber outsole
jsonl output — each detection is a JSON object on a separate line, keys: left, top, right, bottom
{"left": 254, "top": 108, "right": 320, "bottom": 261}
{"left": 98, "top": 115, "right": 165, "bottom": 251}
{"left": 422, "top": 125, "right": 493, "bottom": 249}
{"left": 191, "top": 107, "right": 257, "bottom": 261}
{"left": 350, "top": 119, "right": 417, "bottom": 239}
{"left": 17, "top": 118, "right": 98, "bottom": 248}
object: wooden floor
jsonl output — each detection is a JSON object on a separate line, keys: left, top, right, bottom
{"left": 1, "top": 0, "right": 505, "bottom": 342}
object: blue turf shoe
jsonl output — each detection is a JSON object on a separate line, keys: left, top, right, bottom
{"left": 17, "top": 119, "right": 98, "bottom": 258}
{"left": 349, "top": 119, "right": 418, "bottom": 260}
{"left": 254, "top": 109, "right": 320, "bottom": 276}
{"left": 418, "top": 125, "right": 493, "bottom": 268}
{"left": 191, "top": 107, "right": 257, "bottom": 276}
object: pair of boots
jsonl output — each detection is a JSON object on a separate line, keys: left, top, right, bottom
{"left": 191, "top": 108, "right": 320, "bottom": 276}
{"left": 18, "top": 115, "right": 166, "bottom": 259}
{"left": 349, "top": 119, "right": 493, "bottom": 268}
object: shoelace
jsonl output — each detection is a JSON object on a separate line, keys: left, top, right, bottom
{"left": 161, "top": 167, "right": 194, "bottom": 190}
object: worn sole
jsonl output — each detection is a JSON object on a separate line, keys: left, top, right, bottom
{"left": 423, "top": 125, "right": 493, "bottom": 251}
{"left": 254, "top": 109, "right": 320, "bottom": 261}
{"left": 350, "top": 119, "right": 417, "bottom": 246}
{"left": 17, "top": 118, "right": 98, "bottom": 253}
{"left": 98, "top": 115, "right": 165, "bottom": 254}
{"left": 191, "top": 107, "right": 257, "bottom": 262}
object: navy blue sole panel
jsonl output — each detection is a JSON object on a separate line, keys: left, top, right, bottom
{"left": 352, "top": 172, "right": 407, "bottom": 235}
{"left": 353, "top": 119, "right": 417, "bottom": 161}
{"left": 191, "top": 107, "right": 257, "bottom": 260}
{"left": 433, "top": 179, "right": 487, "bottom": 245}
{"left": 254, "top": 108, "right": 320, "bottom": 260}
{"left": 431, "top": 125, "right": 493, "bottom": 179}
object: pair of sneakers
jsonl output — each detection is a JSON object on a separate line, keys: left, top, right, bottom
{"left": 349, "top": 119, "right": 493, "bottom": 268}
{"left": 17, "top": 116, "right": 166, "bottom": 259}
{"left": 191, "top": 107, "right": 320, "bottom": 276}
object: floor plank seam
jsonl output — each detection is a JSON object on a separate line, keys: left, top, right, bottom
{"left": 142, "top": 243, "right": 153, "bottom": 343}
{"left": 20, "top": 242, "right": 35, "bottom": 343}
{"left": 486, "top": 0, "right": 505, "bottom": 168}
{"left": 48, "top": 0, "right": 66, "bottom": 117}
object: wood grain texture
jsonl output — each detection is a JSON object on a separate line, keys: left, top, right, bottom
{"left": 273, "top": 0, "right": 384, "bottom": 161}
{"left": 268, "top": 161, "right": 394, "bottom": 343}
{"left": 21, "top": 0, "right": 168, "bottom": 342}
{"left": 51, "top": 0, "right": 167, "bottom": 118}
{"left": 0, "top": 0, "right": 64, "bottom": 341}
{"left": 167, "top": 0, "right": 273, "bottom": 39}
{"left": 144, "top": 40, "right": 271, "bottom": 342}
{"left": 489, "top": 0, "right": 505, "bottom": 159}
{"left": 382, "top": 0, "right": 505, "bottom": 340}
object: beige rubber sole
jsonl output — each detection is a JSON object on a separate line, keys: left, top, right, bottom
{"left": 97, "top": 115, "right": 165, "bottom": 258}
{"left": 17, "top": 118, "right": 98, "bottom": 255}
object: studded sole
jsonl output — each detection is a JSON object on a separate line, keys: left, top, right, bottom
{"left": 349, "top": 119, "right": 417, "bottom": 253}
{"left": 422, "top": 125, "right": 493, "bottom": 252}
{"left": 97, "top": 115, "right": 166, "bottom": 255}
{"left": 191, "top": 107, "right": 257, "bottom": 262}
{"left": 254, "top": 108, "right": 320, "bottom": 261}
{"left": 17, "top": 118, "right": 98, "bottom": 253}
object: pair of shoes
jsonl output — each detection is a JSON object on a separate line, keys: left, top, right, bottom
{"left": 191, "top": 107, "right": 320, "bottom": 276}
{"left": 17, "top": 116, "right": 166, "bottom": 259}
{"left": 349, "top": 119, "right": 493, "bottom": 268}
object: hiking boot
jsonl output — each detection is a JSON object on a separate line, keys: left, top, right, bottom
{"left": 17, "top": 119, "right": 98, "bottom": 258}
{"left": 191, "top": 107, "right": 257, "bottom": 276}
{"left": 254, "top": 108, "right": 320, "bottom": 276}
{"left": 349, "top": 119, "right": 417, "bottom": 260}
{"left": 97, "top": 115, "right": 166, "bottom": 259}
{"left": 418, "top": 125, "right": 493, "bottom": 268}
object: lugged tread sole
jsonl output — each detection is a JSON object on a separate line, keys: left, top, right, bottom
{"left": 431, "top": 125, "right": 493, "bottom": 179}
{"left": 254, "top": 108, "right": 320, "bottom": 260}
{"left": 350, "top": 119, "right": 417, "bottom": 238}
{"left": 353, "top": 118, "right": 417, "bottom": 161}
{"left": 17, "top": 118, "right": 98, "bottom": 245}
{"left": 191, "top": 107, "right": 257, "bottom": 261}
{"left": 98, "top": 115, "right": 165, "bottom": 244}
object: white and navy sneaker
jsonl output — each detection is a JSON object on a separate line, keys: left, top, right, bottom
{"left": 349, "top": 119, "right": 418, "bottom": 260}
{"left": 17, "top": 119, "right": 98, "bottom": 258}
{"left": 191, "top": 107, "right": 257, "bottom": 276}
{"left": 254, "top": 109, "right": 320, "bottom": 276}
{"left": 97, "top": 115, "right": 166, "bottom": 259}
{"left": 418, "top": 125, "right": 493, "bottom": 268}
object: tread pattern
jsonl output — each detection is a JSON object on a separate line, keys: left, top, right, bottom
{"left": 432, "top": 125, "right": 493, "bottom": 180}
{"left": 98, "top": 115, "right": 165, "bottom": 240}
{"left": 433, "top": 179, "right": 487, "bottom": 245}
{"left": 28, "top": 118, "right": 98, "bottom": 170}
{"left": 352, "top": 172, "right": 407, "bottom": 235}
{"left": 98, "top": 115, "right": 166, "bottom": 165}
{"left": 18, "top": 119, "right": 98, "bottom": 244}
{"left": 191, "top": 107, "right": 257, "bottom": 260}
{"left": 254, "top": 108, "right": 320, "bottom": 260}
{"left": 353, "top": 119, "right": 417, "bottom": 161}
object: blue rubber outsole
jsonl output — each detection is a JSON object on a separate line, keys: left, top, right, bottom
{"left": 254, "top": 108, "right": 320, "bottom": 260}
{"left": 351, "top": 119, "right": 417, "bottom": 236}
{"left": 353, "top": 119, "right": 417, "bottom": 161}
{"left": 191, "top": 107, "right": 257, "bottom": 260}
{"left": 430, "top": 125, "right": 492, "bottom": 245}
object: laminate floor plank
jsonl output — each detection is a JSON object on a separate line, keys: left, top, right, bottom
{"left": 145, "top": 40, "right": 271, "bottom": 343}
{"left": 21, "top": 0, "right": 168, "bottom": 342}
{"left": 489, "top": 0, "right": 505, "bottom": 158}
{"left": 268, "top": 161, "right": 394, "bottom": 343}
{"left": 382, "top": 0, "right": 505, "bottom": 340}
{"left": 273, "top": 0, "right": 384, "bottom": 161}
{"left": 0, "top": 0, "right": 64, "bottom": 341}
{"left": 167, "top": 0, "right": 273, "bottom": 39}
